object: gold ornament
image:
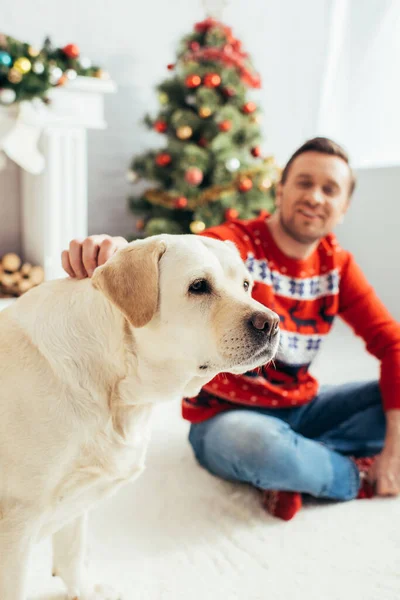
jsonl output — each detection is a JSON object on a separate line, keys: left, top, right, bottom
{"left": 199, "top": 106, "right": 212, "bottom": 118}
{"left": 159, "top": 92, "right": 169, "bottom": 105}
{"left": 250, "top": 114, "right": 262, "bottom": 124}
{"left": 28, "top": 46, "right": 40, "bottom": 57}
{"left": 259, "top": 177, "right": 272, "bottom": 191}
{"left": 94, "top": 69, "right": 110, "bottom": 80}
{"left": 190, "top": 220, "right": 206, "bottom": 234}
{"left": 14, "top": 57, "right": 31, "bottom": 74}
{"left": 176, "top": 125, "right": 193, "bottom": 140}
{"left": 8, "top": 69, "right": 22, "bottom": 83}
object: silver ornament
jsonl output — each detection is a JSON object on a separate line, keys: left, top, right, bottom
{"left": 49, "top": 66, "right": 63, "bottom": 85}
{"left": 65, "top": 69, "right": 77, "bottom": 80}
{"left": 226, "top": 157, "right": 240, "bottom": 172}
{"left": 79, "top": 57, "right": 92, "bottom": 69}
{"left": 33, "top": 61, "right": 45, "bottom": 74}
{"left": 0, "top": 88, "right": 16, "bottom": 105}
{"left": 126, "top": 170, "right": 138, "bottom": 183}
{"left": 185, "top": 95, "right": 197, "bottom": 106}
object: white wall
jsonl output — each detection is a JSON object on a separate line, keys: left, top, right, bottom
{"left": 1, "top": 0, "right": 399, "bottom": 318}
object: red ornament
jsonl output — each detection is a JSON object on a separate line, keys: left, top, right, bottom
{"left": 219, "top": 120, "right": 232, "bottom": 132}
{"left": 167, "top": 63, "right": 175, "bottom": 70}
{"left": 185, "top": 74, "right": 201, "bottom": 88}
{"left": 198, "top": 137, "right": 208, "bottom": 147}
{"left": 251, "top": 146, "right": 262, "bottom": 157}
{"left": 189, "top": 41, "right": 200, "bottom": 51}
{"left": 136, "top": 218, "right": 145, "bottom": 231}
{"left": 225, "top": 208, "right": 239, "bottom": 221}
{"left": 57, "top": 75, "right": 68, "bottom": 87}
{"left": 155, "top": 153, "right": 172, "bottom": 167}
{"left": 238, "top": 177, "right": 253, "bottom": 193}
{"left": 185, "top": 167, "right": 203, "bottom": 186}
{"left": 154, "top": 120, "right": 168, "bottom": 133}
{"left": 174, "top": 196, "right": 188, "bottom": 209}
{"left": 243, "top": 101, "right": 257, "bottom": 114}
{"left": 223, "top": 86, "right": 236, "bottom": 98}
{"left": 62, "top": 44, "right": 80, "bottom": 59}
{"left": 194, "top": 17, "right": 217, "bottom": 33}
{"left": 203, "top": 73, "right": 221, "bottom": 88}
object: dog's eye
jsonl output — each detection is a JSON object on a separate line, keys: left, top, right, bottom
{"left": 243, "top": 280, "right": 250, "bottom": 292}
{"left": 189, "top": 279, "right": 211, "bottom": 295}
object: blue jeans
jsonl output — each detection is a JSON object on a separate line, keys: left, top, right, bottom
{"left": 189, "top": 381, "right": 385, "bottom": 500}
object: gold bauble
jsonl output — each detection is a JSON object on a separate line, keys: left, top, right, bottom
{"left": 14, "top": 57, "right": 31, "bottom": 74}
{"left": 259, "top": 177, "right": 272, "bottom": 191}
{"left": 94, "top": 69, "right": 110, "bottom": 80}
{"left": 28, "top": 46, "right": 40, "bottom": 57}
{"left": 159, "top": 92, "right": 169, "bottom": 105}
{"left": 176, "top": 125, "right": 193, "bottom": 140}
{"left": 8, "top": 68, "right": 22, "bottom": 83}
{"left": 190, "top": 220, "right": 206, "bottom": 234}
{"left": 199, "top": 106, "right": 212, "bottom": 118}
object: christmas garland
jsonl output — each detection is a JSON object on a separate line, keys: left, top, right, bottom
{"left": 0, "top": 33, "right": 109, "bottom": 106}
{"left": 143, "top": 157, "right": 281, "bottom": 210}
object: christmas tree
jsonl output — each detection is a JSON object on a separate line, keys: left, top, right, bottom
{"left": 128, "top": 17, "right": 280, "bottom": 236}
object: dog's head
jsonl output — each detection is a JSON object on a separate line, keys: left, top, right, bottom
{"left": 92, "top": 234, "right": 279, "bottom": 380}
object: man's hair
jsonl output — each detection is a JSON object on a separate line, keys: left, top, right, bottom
{"left": 280, "top": 137, "right": 356, "bottom": 197}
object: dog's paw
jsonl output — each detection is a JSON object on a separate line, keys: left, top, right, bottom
{"left": 69, "top": 584, "right": 122, "bottom": 600}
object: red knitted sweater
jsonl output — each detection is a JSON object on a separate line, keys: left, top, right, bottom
{"left": 182, "top": 215, "right": 400, "bottom": 423}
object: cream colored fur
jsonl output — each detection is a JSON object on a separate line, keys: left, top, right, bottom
{"left": 0, "top": 234, "right": 279, "bottom": 600}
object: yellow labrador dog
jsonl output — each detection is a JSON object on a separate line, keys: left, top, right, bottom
{"left": 0, "top": 234, "right": 279, "bottom": 600}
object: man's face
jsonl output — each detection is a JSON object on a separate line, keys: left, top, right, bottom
{"left": 275, "top": 152, "right": 352, "bottom": 244}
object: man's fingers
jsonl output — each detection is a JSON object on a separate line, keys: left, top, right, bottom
{"left": 61, "top": 250, "right": 75, "bottom": 278}
{"left": 82, "top": 238, "right": 101, "bottom": 277}
{"left": 97, "top": 238, "right": 121, "bottom": 267}
{"left": 68, "top": 239, "right": 86, "bottom": 279}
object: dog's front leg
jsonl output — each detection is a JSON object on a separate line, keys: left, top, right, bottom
{"left": 52, "top": 513, "right": 121, "bottom": 600}
{"left": 0, "top": 505, "right": 41, "bottom": 600}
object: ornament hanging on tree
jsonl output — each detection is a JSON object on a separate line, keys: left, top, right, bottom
{"left": 243, "top": 101, "right": 257, "bottom": 114}
{"left": 65, "top": 69, "right": 77, "bottom": 80}
{"left": 203, "top": 73, "right": 221, "bottom": 88}
{"left": 0, "top": 51, "right": 12, "bottom": 67}
{"left": 136, "top": 218, "right": 145, "bottom": 231}
{"left": 199, "top": 106, "right": 212, "bottom": 118}
{"left": 185, "top": 166, "right": 203, "bottom": 186}
{"left": 259, "top": 177, "right": 272, "bottom": 191}
{"left": 223, "top": 86, "right": 236, "bottom": 98}
{"left": 49, "top": 66, "right": 63, "bottom": 85}
{"left": 189, "top": 41, "right": 200, "bottom": 51}
{"left": 0, "top": 88, "right": 16, "bottom": 105}
{"left": 126, "top": 170, "right": 139, "bottom": 183}
{"left": 198, "top": 137, "right": 208, "bottom": 147}
{"left": 62, "top": 43, "right": 80, "bottom": 59}
{"left": 32, "top": 61, "right": 45, "bottom": 74}
{"left": 167, "top": 63, "right": 175, "bottom": 70}
{"left": 185, "top": 74, "right": 201, "bottom": 88}
{"left": 190, "top": 220, "right": 206, "bottom": 234}
{"left": 28, "top": 46, "right": 40, "bottom": 57}
{"left": 176, "top": 125, "right": 192, "bottom": 140}
{"left": 185, "top": 94, "right": 197, "bottom": 106}
{"left": 251, "top": 146, "right": 262, "bottom": 157}
{"left": 8, "top": 69, "right": 22, "bottom": 84}
{"left": 154, "top": 120, "right": 168, "bottom": 133}
{"left": 158, "top": 92, "right": 169, "bottom": 104}
{"left": 238, "top": 177, "right": 253, "bottom": 192}
{"left": 174, "top": 196, "right": 188, "bottom": 209}
{"left": 219, "top": 120, "right": 232, "bottom": 132}
{"left": 225, "top": 208, "right": 239, "bottom": 221}
{"left": 225, "top": 157, "right": 240, "bottom": 172}
{"left": 155, "top": 152, "right": 172, "bottom": 167}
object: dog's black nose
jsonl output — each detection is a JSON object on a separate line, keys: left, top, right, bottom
{"left": 249, "top": 311, "right": 280, "bottom": 337}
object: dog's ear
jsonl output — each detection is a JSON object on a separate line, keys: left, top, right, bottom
{"left": 92, "top": 239, "right": 166, "bottom": 328}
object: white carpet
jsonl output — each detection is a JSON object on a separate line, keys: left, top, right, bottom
{"left": 29, "top": 320, "right": 400, "bottom": 600}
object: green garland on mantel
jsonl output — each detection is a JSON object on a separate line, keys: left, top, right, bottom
{"left": 0, "top": 33, "right": 109, "bottom": 106}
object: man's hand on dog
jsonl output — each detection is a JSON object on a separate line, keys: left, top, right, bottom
{"left": 62, "top": 235, "right": 128, "bottom": 279}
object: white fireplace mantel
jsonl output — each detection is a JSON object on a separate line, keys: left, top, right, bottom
{"left": 4, "top": 76, "right": 116, "bottom": 292}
